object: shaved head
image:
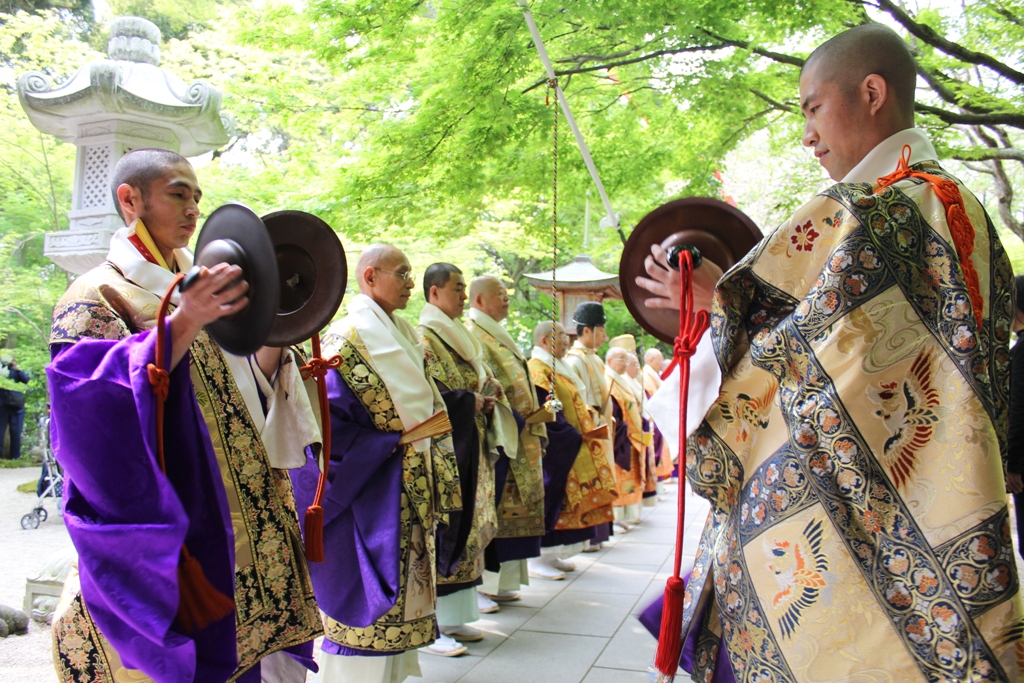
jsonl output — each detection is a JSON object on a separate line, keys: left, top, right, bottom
{"left": 356, "top": 243, "right": 412, "bottom": 315}
{"left": 471, "top": 276, "right": 511, "bottom": 322}
{"left": 469, "top": 276, "right": 503, "bottom": 301}
{"left": 803, "top": 24, "right": 916, "bottom": 123}
{"left": 606, "top": 347, "right": 629, "bottom": 364}
{"left": 357, "top": 244, "right": 404, "bottom": 288}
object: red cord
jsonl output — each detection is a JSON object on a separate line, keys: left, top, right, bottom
{"left": 299, "top": 333, "right": 342, "bottom": 563}
{"left": 654, "top": 249, "right": 710, "bottom": 676}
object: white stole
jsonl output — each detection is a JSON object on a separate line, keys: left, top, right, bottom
{"left": 343, "top": 294, "right": 435, "bottom": 454}
{"left": 419, "top": 303, "right": 519, "bottom": 460}
{"left": 468, "top": 308, "right": 524, "bottom": 361}
{"left": 419, "top": 303, "right": 487, "bottom": 390}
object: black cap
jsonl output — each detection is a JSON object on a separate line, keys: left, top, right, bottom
{"left": 572, "top": 301, "right": 606, "bottom": 327}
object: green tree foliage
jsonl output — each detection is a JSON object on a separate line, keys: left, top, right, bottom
{"left": 0, "top": 11, "right": 98, "bottom": 449}
{"left": 1, "top": 0, "right": 1023, "bottom": 450}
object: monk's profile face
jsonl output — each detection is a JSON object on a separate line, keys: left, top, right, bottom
{"left": 475, "top": 282, "right": 510, "bottom": 322}
{"left": 431, "top": 271, "right": 468, "bottom": 319}
{"left": 368, "top": 251, "right": 414, "bottom": 314}
{"left": 551, "top": 323, "right": 569, "bottom": 358}
{"left": 606, "top": 350, "right": 627, "bottom": 374}
{"left": 580, "top": 325, "right": 607, "bottom": 350}
{"left": 800, "top": 62, "right": 874, "bottom": 181}
{"left": 646, "top": 350, "right": 663, "bottom": 373}
{"left": 626, "top": 356, "right": 640, "bottom": 379}
{"left": 121, "top": 160, "right": 202, "bottom": 255}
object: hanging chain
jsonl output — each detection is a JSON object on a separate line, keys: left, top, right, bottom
{"left": 544, "top": 78, "right": 562, "bottom": 414}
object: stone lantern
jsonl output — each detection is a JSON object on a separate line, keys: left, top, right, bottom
{"left": 523, "top": 254, "right": 622, "bottom": 334}
{"left": 17, "top": 17, "right": 231, "bottom": 274}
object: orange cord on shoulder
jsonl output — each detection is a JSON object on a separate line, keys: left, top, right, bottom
{"left": 876, "top": 145, "right": 984, "bottom": 330}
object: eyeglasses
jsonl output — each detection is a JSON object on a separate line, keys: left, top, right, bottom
{"left": 378, "top": 268, "right": 414, "bottom": 283}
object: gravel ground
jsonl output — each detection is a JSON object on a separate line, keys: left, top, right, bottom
{"left": 0, "top": 465, "right": 72, "bottom": 683}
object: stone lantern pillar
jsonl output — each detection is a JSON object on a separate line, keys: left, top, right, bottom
{"left": 17, "top": 17, "right": 231, "bottom": 275}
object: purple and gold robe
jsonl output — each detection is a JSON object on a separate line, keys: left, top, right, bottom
{"left": 48, "top": 262, "right": 322, "bottom": 682}
{"left": 292, "top": 321, "right": 461, "bottom": 655}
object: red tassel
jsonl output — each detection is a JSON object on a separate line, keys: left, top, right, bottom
{"left": 304, "top": 504, "right": 324, "bottom": 563}
{"left": 176, "top": 548, "right": 235, "bottom": 633}
{"left": 654, "top": 575, "right": 686, "bottom": 676}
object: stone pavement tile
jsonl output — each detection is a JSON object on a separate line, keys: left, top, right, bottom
{"left": 512, "top": 574, "right": 574, "bottom": 609}
{"left": 613, "top": 525, "right": 676, "bottom": 545}
{"left": 600, "top": 542, "right": 672, "bottom": 566}
{"left": 594, "top": 617, "right": 659, "bottom": 672}
{"left": 565, "top": 562, "right": 659, "bottom": 596}
{"left": 581, "top": 667, "right": 653, "bottom": 683}
{"left": 521, "top": 590, "right": 639, "bottom": 638}
{"left": 461, "top": 605, "right": 539, "bottom": 656}
{"left": 417, "top": 650, "right": 485, "bottom": 683}
{"left": 455, "top": 631, "right": 607, "bottom": 683}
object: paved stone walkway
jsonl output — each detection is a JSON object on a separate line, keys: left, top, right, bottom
{"left": 411, "top": 482, "right": 706, "bottom": 683}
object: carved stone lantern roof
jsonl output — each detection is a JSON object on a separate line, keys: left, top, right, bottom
{"left": 17, "top": 17, "right": 231, "bottom": 274}
{"left": 523, "top": 254, "right": 621, "bottom": 335}
{"left": 523, "top": 254, "right": 621, "bottom": 295}
{"left": 18, "top": 17, "right": 229, "bottom": 156}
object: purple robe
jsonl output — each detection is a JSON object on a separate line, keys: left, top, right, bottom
{"left": 47, "top": 326, "right": 236, "bottom": 683}
{"left": 639, "top": 573, "right": 737, "bottom": 683}
{"left": 291, "top": 369, "right": 404, "bottom": 630}
{"left": 485, "top": 408, "right": 541, "bottom": 569}
{"left": 611, "top": 400, "right": 633, "bottom": 471}
{"left": 534, "top": 384, "right": 592, "bottom": 547}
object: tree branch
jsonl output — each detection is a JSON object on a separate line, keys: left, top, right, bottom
{"left": 697, "top": 27, "right": 806, "bottom": 67}
{"left": 915, "top": 103, "right": 1024, "bottom": 129}
{"left": 6, "top": 307, "right": 46, "bottom": 344}
{"left": 750, "top": 89, "right": 796, "bottom": 114}
{"left": 875, "top": 0, "right": 1024, "bottom": 85}
{"left": 523, "top": 43, "right": 731, "bottom": 93}
{"left": 950, "top": 147, "right": 1024, "bottom": 162}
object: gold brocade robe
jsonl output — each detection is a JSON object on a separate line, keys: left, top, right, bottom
{"left": 528, "top": 357, "right": 616, "bottom": 529}
{"left": 681, "top": 164, "right": 1024, "bottom": 682}
{"left": 419, "top": 327, "right": 498, "bottom": 585}
{"left": 566, "top": 342, "right": 616, "bottom": 470}
{"left": 607, "top": 369, "right": 647, "bottom": 507}
{"left": 465, "top": 320, "right": 547, "bottom": 538}
{"left": 49, "top": 263, "right": 322, "bottom": 682}
{"left": 318, "top": 323, "right": 462, "bottom": 653}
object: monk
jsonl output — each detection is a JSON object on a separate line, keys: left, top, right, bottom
{"left": 291, "top": 244, "right": 464, "bottom": 680}
{"left": 418, "top": 263, "right": 511, "bottom": 650}
{"left": 528, "top": 321, "right": 617, "bottom": 579}
{"left": 48, "top": 148, "right": 322, "bottom": 683}
{"left": 564, "top": 301, "right": 615, "bottom": 551}
{"left": 465, "top": 276, "right": 547, "bottom": 602}
{"left": 639, "top": 24, "right": 1024, "bottom": 682}
{"left": 605, "top": 346, "right": 647, "bottom": 529}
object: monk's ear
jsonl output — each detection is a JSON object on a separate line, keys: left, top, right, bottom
{"left": 363, "top": 267, "right": 377, "bottom": 286}
{"left": 116, "top": 183, "right": 141, "bottom": 218}
{"left": 862, "top": 74, "right": 887, "bottom": 116}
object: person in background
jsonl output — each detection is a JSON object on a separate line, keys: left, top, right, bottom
{"left": 465, "top": 277, "right": 547, "bottom": 605}
{"left": 528, "top": 321, "right": 616, "bottom": 579}
{"left": 0, "top": 353, "right": 29, "bottom": 460}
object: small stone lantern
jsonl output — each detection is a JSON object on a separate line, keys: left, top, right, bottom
{"left": 523, "top": 254, "right": 622, "bottom": 334}
{"left": 17, "top": 17, "right": 231, "bottom": 274}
